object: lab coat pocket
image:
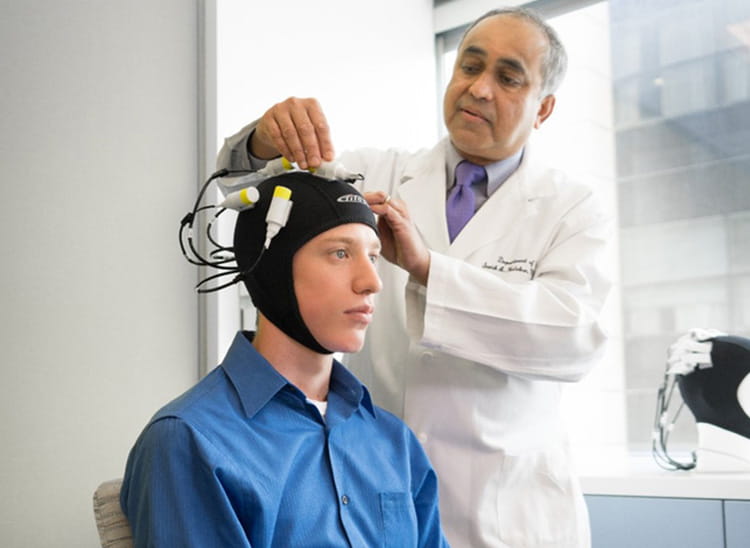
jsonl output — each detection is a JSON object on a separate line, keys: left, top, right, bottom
{"left": 379, "top": 491, "right": 418, "bottom": 548}
{"left": 495, "top": 451, "right": 584, "bottom": 547}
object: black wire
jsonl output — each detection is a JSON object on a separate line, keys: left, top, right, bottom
{"left": 195, "top": 247, "right": 266, "bottom": 293}
{"left": 206, "top": 207, "right": 234, "bottom": 255}
{"left": 179, "top": 168, "right": 264, "bottom": 293}
{"left": 179, "top": 206, "right": 222, "bottom": 267}
{"left": 179, "top": 169, "right": 254, "bottom": 269}
{"left": 195, "top": 269, "right": 244, "bottom": 293}
{"left": 186, "top": 168, "right": 252, "bottom": 228}
{"left": 180, "top": 215, "right": 235, "bottom": 269}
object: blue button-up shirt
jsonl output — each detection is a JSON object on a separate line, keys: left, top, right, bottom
{"left": 121, "top": 332, "right": 447, "bottom": 547}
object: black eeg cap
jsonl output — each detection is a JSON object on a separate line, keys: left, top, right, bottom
{"left": 678, "top": 335, "right": 750, "bottom": 439}
{"left": 233, "top": 171, "right": 378, "bottom": 354}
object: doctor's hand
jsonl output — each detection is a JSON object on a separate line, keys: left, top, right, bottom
{"left": 366, "top": 192, "right": 431, "bottom": 287}
{"left": 250, "top": 97, "right": 335, "bottom": 170}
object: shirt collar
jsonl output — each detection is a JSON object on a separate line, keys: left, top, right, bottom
{"left": 330, "top": 360, "right": 376, "bottom": 417}
{"left": 445, "top": 142, "right": 524, "bottom": 197}
{"left": 220, "top": 331, "right": 375, "bottom": 419}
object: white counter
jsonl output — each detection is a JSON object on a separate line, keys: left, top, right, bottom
{"left": 578, "top": 452, "right": 750, "bottom": 500}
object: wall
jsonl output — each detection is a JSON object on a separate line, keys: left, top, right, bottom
{"left": 0, "top": 1, "right": 201, "bottom": 545}
{"left": 217, "top": 0, "right": 438, "bottom": 152}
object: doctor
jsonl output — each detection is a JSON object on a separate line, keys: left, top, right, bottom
{"left": 218, "top": 7, "right": 612, "bottom": 547}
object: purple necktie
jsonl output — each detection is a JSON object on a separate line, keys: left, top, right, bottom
{"left": 446, "top": 160, "right": 486, "bottom": 242}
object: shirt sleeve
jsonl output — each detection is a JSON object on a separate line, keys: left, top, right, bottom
{"left": 120, "top": 417, "right": 252, "bottom": 548}
{"left": 410, "top": 190, "right": 614, "bottom": 382}
{"left": 214, "top": 122, "right": 410, "bottom": 199}
{"left": 408, "top": 436, "right": 450, "bottom": 548}
{"left": 216, "top": 121, "right": 264, "bottom": 172}
{"left": 413, "top": 468, "right": 449, "bottom": 548}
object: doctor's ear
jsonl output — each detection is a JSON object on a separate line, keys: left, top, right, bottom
{"left": 534, "top": 95, "right": 556, "bottom": 129}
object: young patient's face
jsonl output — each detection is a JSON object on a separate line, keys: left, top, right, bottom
{"left": 293, "top": 223, "right": 382, "bottom": 354}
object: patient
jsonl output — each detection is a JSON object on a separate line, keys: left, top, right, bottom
{"left": 120, "top": 172, "right": 447, "bottom": 547}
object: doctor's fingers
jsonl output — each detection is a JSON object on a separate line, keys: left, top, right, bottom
{"left": 371, "top": 198, "right": 422, "bottom": 251}
{"left": 365, "top": 192, "right": 409, "bottom": 219}
{"left": 364, "top": 191, "right": 394, "bottom": 210}
{"left": 262, "top": 97, "right": 334, "bottom": 169}
{"left": 377, "top": 202, "right": 430, "bottom": 284}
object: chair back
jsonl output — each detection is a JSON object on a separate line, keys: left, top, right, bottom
{"left": 93, "top": 479, "right": 133, "bottom": 548}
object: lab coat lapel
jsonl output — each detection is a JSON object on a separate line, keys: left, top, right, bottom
{"left": 397, "top": 143, "right": 451, "bottom": 254}
{"left": 396, "top": 142, "right": 554, "bottom": 259}
{"left": 448, "top": 148, "right": 549, "bottom": 258}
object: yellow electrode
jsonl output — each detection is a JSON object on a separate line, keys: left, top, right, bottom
{"left": 239, "top": 187, "right": 257, "bottom": 205}
{"left": 219, "top": 186, "right": 260, "bottom": 211}
{"left": 273, "top": 185, "right": 292, "bottom": 200}
{"left": 280, "top": 157, "right": 294, "bottom": 171}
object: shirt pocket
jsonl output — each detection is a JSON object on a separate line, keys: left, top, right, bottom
{"left": 379, "top": 491, "right": 418, "bottom": 548}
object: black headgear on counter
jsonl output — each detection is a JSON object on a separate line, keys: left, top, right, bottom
{"left": 678, "top": 335, "right": 750, "bottom": 439}
{"left": 653, "top": 331, "right": 750, "bottom": 470}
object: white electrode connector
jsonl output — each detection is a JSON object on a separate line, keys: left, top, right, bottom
{"left": 218, "top": 158, "right": 362, "bottom": 198}
{"left": 264, "top": 185, "right": 293, "bottom": 249}
{"left": 219, "top": 186, "right": 261, "bottom": 211}
{"left": 217, "top": 157, "right": 295, "bottom": 196}
{"left": 310, "top": 161, "right": 364, "bottom": 182}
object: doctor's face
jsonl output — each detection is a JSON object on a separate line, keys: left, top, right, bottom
{"left": 443, "top": 14, "right": 556, "bottom": 165}
{"left": 293, "top": 223, "right": 382, "bottom": 354}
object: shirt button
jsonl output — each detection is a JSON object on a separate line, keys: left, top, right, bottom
{"left": 341, "top": 495, "right": 350, "bottom": 505}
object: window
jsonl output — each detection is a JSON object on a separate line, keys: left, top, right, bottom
{"left": 610, "top": 0, "right": 750, "bottom": 453}
{"left": 437, "top": 0, "right": 750, "bottom": 458}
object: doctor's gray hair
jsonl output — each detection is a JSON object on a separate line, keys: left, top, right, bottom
{"left": 459, "top": 7, "right": 568, "bottom": 97}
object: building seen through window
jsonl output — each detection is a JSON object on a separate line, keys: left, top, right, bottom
{"left": 610, "top": 0, "right": 750, "bottom": 451}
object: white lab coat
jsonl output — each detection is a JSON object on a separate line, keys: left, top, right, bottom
{"left": 218, "top": 129, "right": 613, "bottom": 548}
